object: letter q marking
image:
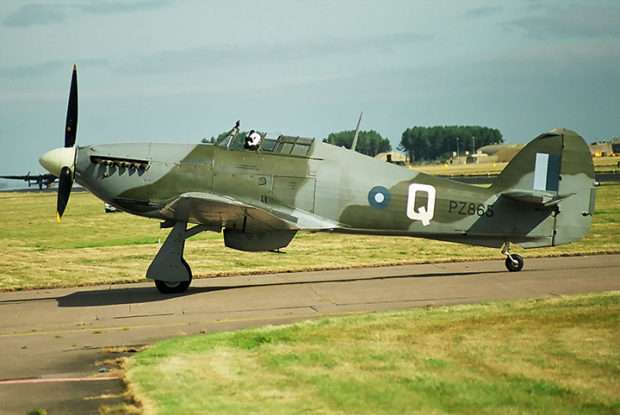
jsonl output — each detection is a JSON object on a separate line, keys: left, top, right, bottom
{"left": 407, "top": 183, "right": 436, "bottom": 226}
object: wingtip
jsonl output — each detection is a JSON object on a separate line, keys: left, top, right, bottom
{"left": 73, "top": 64, "right": 77, "bottom": 71}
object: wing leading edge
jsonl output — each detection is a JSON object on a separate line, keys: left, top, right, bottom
{"left": 159, "top": 192, "right": 338, "bottom": 233}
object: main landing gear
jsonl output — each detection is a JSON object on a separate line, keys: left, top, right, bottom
{"left": 147, "top": 221, "right": 208, "bottom": 294}
{"left": 154, "top": 258, "right": 192, "bottom": 294}
{"left": 501, "top": 242, "right": 524, "bottom": 272}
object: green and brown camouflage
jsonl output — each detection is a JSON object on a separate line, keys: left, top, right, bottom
{"left": 38, "top": 66, "right": 596, "bottom": 293}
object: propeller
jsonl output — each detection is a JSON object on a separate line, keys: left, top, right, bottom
{"left": 39, "top": 64, "right": 78, "bottom": 222}
{"left": 57, "top": 166, "right": 73, "bottom": 222}
{"left": 65, "top": 64, "right": 78, "bottom": 148}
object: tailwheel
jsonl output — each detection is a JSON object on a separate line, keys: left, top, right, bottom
{"left": 505, "top": 254, "right": 524, "bottom": 272}
{"left": 501, "top": 242, "right": 524, "bottom": 272}
{"left": 154, "top": 259, "right": 192, "bottom": 294}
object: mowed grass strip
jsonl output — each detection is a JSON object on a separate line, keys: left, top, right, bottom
{"left": 0, "top": 182, "right": 618, "bottom": 291}
{"left": 125, "top": 293, "right": 620, "bottom": 415}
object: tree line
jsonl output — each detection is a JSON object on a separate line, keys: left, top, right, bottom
{"left": 322, "top": 130, "right": 391, "bottom": 157}
{"left": 399, "top": 126, "right": 503, "bottom": 162}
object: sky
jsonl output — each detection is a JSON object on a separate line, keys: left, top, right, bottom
{"left": 1, "top": 0, "right": 619, "bottom": 183}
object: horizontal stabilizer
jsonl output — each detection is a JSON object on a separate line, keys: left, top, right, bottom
{"left": 502, "top": 190, "right": 575, "bottom": 206}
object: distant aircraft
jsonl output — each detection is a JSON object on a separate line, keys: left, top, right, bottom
{"left": 0, "top": 172, "right": 57, "bottom": 189}
{"left": 39, "top": 66, "right": 596, "bottom": 293}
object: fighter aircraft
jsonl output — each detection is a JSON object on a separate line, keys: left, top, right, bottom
{"left": 0, "top": 172, "right": 57, "bottom": 189}
{"left": 39, "top": 66, "right": 596, "bottom": 293}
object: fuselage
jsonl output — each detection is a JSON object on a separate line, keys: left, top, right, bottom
{"left": 70, "top": 136, "right": 528, "bottom": 248}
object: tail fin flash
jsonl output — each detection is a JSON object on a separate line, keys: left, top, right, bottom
{"left": 492, "top": 129, "right": 595, "bottom": 247}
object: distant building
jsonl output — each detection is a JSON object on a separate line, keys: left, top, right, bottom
{"left": 466, "top": 150, "right": 489, "bottom": 164}
{"left": 374, "top": 151, "right": 408, "bottom": 165}
{"left": 612, "top": 137, "right": 620, "bottom": 154}
{"left": 590, "top": 141, "right": 613, "bottom": 157}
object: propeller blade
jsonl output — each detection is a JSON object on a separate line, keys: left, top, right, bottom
{"left": 56, "top": 166, "right": 73, "bottom": 222}
{"left": 65, "top": 64, "right": 78, "bottom": 148}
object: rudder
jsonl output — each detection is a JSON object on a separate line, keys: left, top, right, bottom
{"left": 551, "top": 129, "right": 596, "bottom": 245}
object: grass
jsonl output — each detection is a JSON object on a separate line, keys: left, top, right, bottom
{"left": 0, "top": 182, "right": 618, "bottom": 291}
{"left": 415, "top": 161, "right": 508, "bottom": 176}
{"left": 593, "top": 156, "right": 620, "bottom": 173}
{"left": 415, "top": 155, "right": 619, "bottom": 176}
{"left": 124, "top": 292, "right": 620, "bottom": 415}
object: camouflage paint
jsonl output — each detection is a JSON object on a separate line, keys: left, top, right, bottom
{"left": 73, "top": 129, "right": 594, "bottom": 252}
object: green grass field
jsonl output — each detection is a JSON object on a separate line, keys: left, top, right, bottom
{"left": 125, "top": 292, "right": 619, "bottom": 415}
{"left": 0, "top": 182, "right": 618, "bottom": 291}
{"left": 415, "top": 156, "right": 619, "bottom": 176}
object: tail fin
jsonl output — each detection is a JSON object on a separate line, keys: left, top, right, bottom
{"left": 491, "top": 129, "right": 595, "bottom": 247}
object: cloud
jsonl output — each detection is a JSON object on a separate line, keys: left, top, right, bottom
{"left": 0, "top": 59, "right": 108, "bottom": 79}
{"left": 78, "top": 0, "right": 169, "bottom": 15}
{"left": 3, "top": 0, "right": 169, "bottom": 27}
{"left": 465, "top": 6, "right": 504, "bottom": 18}
{"left": 122, "top": 32, "right": 433, "bottom": 75}
{"left": 3, "top": 4, "right": 68, "bottom": 27}
{"left": 504, "top": 5, "right": 620, "bottom": 39}
{"left": 0, "top": 60, "right": 66, "bottom": 78}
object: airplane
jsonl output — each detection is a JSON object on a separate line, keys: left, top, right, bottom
{"left": 39, "top": 66, "right": 596, "bottom": 294}
{"left": 0, "top": 172, "right": 57, "bottom": 189}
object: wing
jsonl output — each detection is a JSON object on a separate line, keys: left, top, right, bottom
{"left": 0, "top": 175, "right": 29, "bottom": 180}
{"left": 159, "top": 192, "right": 338, "bottom": 233}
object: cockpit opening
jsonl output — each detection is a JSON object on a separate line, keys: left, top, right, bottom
{"left": 214, "top": 121, "right": 315, "bottom": 157}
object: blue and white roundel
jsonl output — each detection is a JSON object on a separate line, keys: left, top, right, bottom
{"left": 368, "top": 186, "right": 391, "bottom": 210}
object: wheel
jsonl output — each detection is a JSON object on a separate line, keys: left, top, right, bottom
{"left": 505, "top": 254, "right": 524, "bottom": 272}
{"left": 154, "top": 259, "right": 192, "bottom": 294}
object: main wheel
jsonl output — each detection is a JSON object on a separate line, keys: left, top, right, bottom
{"left": 505, "top": 254, "right": 524, "bottom": 272}
{"left": 154, "top": 259, "right": 192, "bottom": 294}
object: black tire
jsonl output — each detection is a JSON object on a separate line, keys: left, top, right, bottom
{"left": 505, "top": 254, "right": 524, "bottom": 272}
{"left": 154, "top": 259, "right": 192, "bottom": 294}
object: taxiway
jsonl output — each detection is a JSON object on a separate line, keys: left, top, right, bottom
{"left": 1, "top": 255, "right": 618, "bottom": 414}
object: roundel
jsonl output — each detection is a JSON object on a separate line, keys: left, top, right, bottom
{"left": 368, "top": 186, "right": 391, "bottom": 210}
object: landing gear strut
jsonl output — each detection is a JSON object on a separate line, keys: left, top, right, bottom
{"left": 147, "top": 221, "right": 207, "bottom": 294}
{"left": 501, "top": 242, "right": 524, "bottom": 272}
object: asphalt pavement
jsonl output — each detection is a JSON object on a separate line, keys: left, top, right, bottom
{"left": 1, "top": 254, "right": 618, "bottom": 414}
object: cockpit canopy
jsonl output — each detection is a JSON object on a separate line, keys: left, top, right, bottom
{"left": 215, "top": 130, "right": 315, "bottom": 157}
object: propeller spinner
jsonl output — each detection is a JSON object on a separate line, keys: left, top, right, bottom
{"left": 39, "top": 64, "right": 78, "bottom": 222}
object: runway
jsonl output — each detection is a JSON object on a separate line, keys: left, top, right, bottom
{"left": 1, "top": 254, "right": 618, "bottom": 414}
